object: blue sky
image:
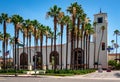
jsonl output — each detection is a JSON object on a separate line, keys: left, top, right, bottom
{"left": 0, "top": 0, "right": 120, "bottom": 56}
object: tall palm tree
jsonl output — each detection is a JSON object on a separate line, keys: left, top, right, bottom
{"left": 9, "top": 37, "right": 15, "bottom": 68}
{"left": 97, "top": 26, "right": 105, "bottom": 67}
{"left": 85, "top": 23, "right": 94, "bottom": 69}
{"left": 11, "top": 14, "right": 23, "bottom": 70}
{"left": 67, "top": 2, "right": 78, "bottom": 69}
{"left": 63, "top": 15, "right": 72, "bottom": 69}
{"left": 28, "top": 21, "right": 34, "bottom": 68}
{"left": 58, "top": 12, "right": 66, "bottom": 70}
{"left": 47, "top": 5, "right": 61, "bottom": 70}
{"left": 20, "top": 22, "right": 29, "bottom": 69}
{"left": 93, "top": 22, "right": 97, "bottom": 68}
{"left": 111, "top": 40, "right": 114, "bottom": 53}
{"left": 76, "top": 4, "right": 84, "bottom": 49}
{"left": 80, "top": 13, "right": 87, "bottom": 69}
{"left": 44, "top": 26, "right": 50, "bottom": 70}
{"left": 47, "top": 5, "right": 61, "bottom": 52}
{"left": 24, "top": 19, "right": 34, "bottom": 69}
{"left": 38, "top": 24, "right": 45, "bottom": 69}
{"left": 5, "top": 33, "right": 11, "bottom": 61}
{"left": 31, "top": 20, "right": 40, "bottom": 69}
{"left": 114, "top": 30, "right": 120, "bottom": 62}
{"left": 5, "top": 33, "right": 11, "bottom": 68}
{"left": 0, "top": 13, "right": 10, "bottom": 70}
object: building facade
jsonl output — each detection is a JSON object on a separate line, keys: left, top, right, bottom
{"left": 17, "top": 11, "right": 108, "bottom": 70}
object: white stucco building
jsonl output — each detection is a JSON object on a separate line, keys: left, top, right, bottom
{"left": 18, "top": 11, "right": 108, "bottom": 70}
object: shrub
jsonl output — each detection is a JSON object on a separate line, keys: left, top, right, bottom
{"left": 116, "top": 63, "right": 120, "bottom": 70}
{"left": 108, "top": 60, "right": 117, "bottom": 69}
{"left": 46, "top": 69, "right": 95, "bottom": 75}
{"left": 0, "top": 69, "right": 24, "bottom": 74}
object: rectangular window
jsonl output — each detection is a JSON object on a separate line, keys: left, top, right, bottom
{"left": 102, "top": 42, "right": 105, "bottom": 50}
{"left": 97, "top": 17, "right": 103, "bottom": 23}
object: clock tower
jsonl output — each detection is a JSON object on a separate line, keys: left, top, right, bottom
{"left": 94, "top": 11, "right": 108, "bottom": 68}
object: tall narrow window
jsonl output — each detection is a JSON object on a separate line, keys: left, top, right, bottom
{"left": 102, "top": 42, "right": 105, "bottom": 50}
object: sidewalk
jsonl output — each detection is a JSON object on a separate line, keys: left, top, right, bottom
{"left": 64, "top": 70, "right": 120, "bottom": 80}
{"left": 0, "top": 70, "right": 120, "bottom": 80}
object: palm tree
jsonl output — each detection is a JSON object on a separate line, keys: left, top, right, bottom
{"left": 76, "top": 4, "right": 84, "bottom": 49}
{"left": 67, "top": 2, "right": 78, "bottom": 69}
{"left": 58, "top": 12, "right": 66, "bottom": 70}
{"left": 80, "top": 13, "right": 87, "bottom": 69}
{"left": 38, "top": 24, "right": 45, "bottom": 69}
{"left": 63, "top": 15, "right": 72, "bottom": 69}
{"left": 85, "top": 23, "right": 94, "bottom": 69}
{"left": 47, "top": 5, "right": 61, "bottom": 52}
{"left": 114, "top": 30, "right": 120, "bottom": 62}
{"left": 9, "top": 37, "right": 15, "bottom": 68}
{"left": 24, "top": 19, "right": 34, "bottom": 69}
{"left": 5, "top": 33, "right": 11, "bottom": 50}
{"left": 25, "top": 19, "right": 31, "bottom": 60}
{"left": 31, "top": 20, "right": 40, "bottom": 69}
{"left": 47, "top": 5, "right": 61, "bottom": 70}
{"left": 97, "top": 26, "right": 105, "bottom": 67}
{"left": 0, "top": 13, "right": 10, "bottom": 70}
{"left": 111, "top": 40, "right": 114, "bottom": 53}
{"left": 93, "top": 22, "right": 97, "bottom": 68}
{"left": 44, "top": 26, "right": 51, "bottom": 70}
{"left": 11, "top": 14, "right": 23, "bottom": 70}
{"left": 20, "top": 23, "right": 28, "bottom": 69}
{"left": 5, "top": 33, "right": 11, "bottom": 68}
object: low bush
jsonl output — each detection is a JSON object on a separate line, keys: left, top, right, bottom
{"left": 108, "top": 60, "right": 120, "bottom": 70}
{"left": 46, "top": 69, "right": 95, "bottom": 75}
{"left": 0, "top": 69, "right": 25, "bottom": 74}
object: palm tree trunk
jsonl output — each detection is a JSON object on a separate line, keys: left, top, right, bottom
{"left": 71, "top": 15, "right": 75, "bottom": 70}
{"left": 54, "top": 16, "right": 57, "bottom": 52}
{"left": 14, "top": 24, "right": 17, "bottom": 72}
{"left": 81, "top": 24, "right": 84, "bottom": 69}
{"left": 83, "top": 32, "right": 86, "bottom": 69}
{"left": 76, "top": 18, "right": 80, "bottom": 70}
{"left": 86, "top": 35, "right": 88, "bottom": 69}
{"left": 94, "top": 34, "right": 96, "bottom": 69}
{"left": 17, "top": 30, "right": 19, "bottom": 70}
{"left": 66, "top": 24, "right": 68, "bottom": 69}
{"left": 77, "top": 18, "right": 80, "bottom": 48}
{"left": 51, "top": 38, "right": 53, "bottom": 52}
{"left": 29, "top": 32, "right": 31, "bottom": 64}
{"left": 23, "top": 32, "right": 25, "bottom": 69}
{"left": 46, "top": 36, "right": 48, "bottom": 70}
{"left": 3, "top": 21, "right": 6, "bottom": 71}
{"left": 40, "top": 34, "right": 43, "bottom": 69}
{"left": 115, "top": 35, "right": 117, "bottom": 62}
{"left": 97, "top": 31, "right": 104, "bottom": 68}
{"left": 13, "top": 43, "right": 15, "bottom": 68}
{"left": 26, "top": 28, "right": 29, "bottom": 68}
{"left": 60, "top": 24, "right": 63, "bottom": 70}
{"left": 88, "top": 35, "right": 90, "bottom": 69}
{"left": 54, "top": 16, "right": 57, "bottom": 70}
